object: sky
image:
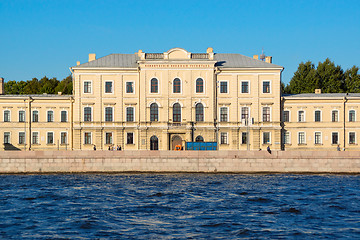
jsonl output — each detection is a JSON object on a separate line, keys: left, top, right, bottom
{"left": 1, "top": 0, "right": 359, "bottom": 85}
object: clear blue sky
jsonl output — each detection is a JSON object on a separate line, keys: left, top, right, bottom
{"left": 1, "top": 0, "right": 359, "bottom": 85}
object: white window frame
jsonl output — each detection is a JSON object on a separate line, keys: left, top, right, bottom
{"left": 219, "top": 80, "right": 229, "bottom": 94}
{"left": 241, "top": 106, "right": 251, "bottom": 123}
{"left": 83, "top": 106, "right": 93, "bottom": 122}
{"left": 314, "top": 110, "right": 322, "bottom": 122}
{"left": 47, "top": 110, "right": 54, "bottom": 122}
{"left": 331, "top": 110, "right": 339, "bottom": 122}
{"left": 105, "top": 132, "right": 113, "bottom": 145}
{"left": 83, "top": 80, "right": 92, "bottom": 94}
{"left": 149, "top": 77, "right": 160, "bottom": 94}
{"left": 60, "top": 110, "right": 68, "bottom": 122}
{"left": 240, "top": 80, "right": 250, "bottom": 94}
{"left": 32, "top": 131, "right": 39, "bottom": 144}
{"left": 4, "top": 132, "right": 11, "bottom": 144}
{"left": 18, "top": 132, "right": 25, "bottom": 144}
{"left": 172, "top": 77, "right": 182, "bottom": 94}
{"left": 104, "top": 106, "right": 114, "bottom": 122}
{"left": 298, "top": 110, "right": 305, "bottom": 122}
{"left": 104, "top": 80, "right": 114, "bottom": 94}
{"left": 3, "top": 110, "right": 11, "bottom": 122}
{"left": 47, "top": 131, "right": 54, "bottom": 144}
{"left": 262, "top": 106, "right": 271, "bottom": 122}
{"left": 283, "top": 110, "right": 290, "bottom": 122}
{"left": 84, "top": 132, "right": 92, "bottom": 145}
{"left": 60, "top": 131, "right": 68, "bottom": 144}
{"left": 125, "top": 81, "right": 135, "bottom": 94}
{"left": 195, "top": 77, "right": 205, "bottom": 94}
{"left": 219, "top": 106, "right": 229, "bottom": 122}
{"left": 32, "top": 110, "right": 39, "bottom": 122}
{"left": 298, "top": 131, "right": 306, "bottom": 144}
{"left": 126, "top": 106, "right": 135, "bottom": 122}
{"left": 349, "top": 110, "right": 356, "bottom": 122}
{"left": 220, "top": 132, "right": 228, "bottom": 144}
{"left": 314, "top": 131, "right": 322, "bottom": 144}
{"left": 262, "top": 80, "right": 271, "bottom": 94}
{"left": 349, "top": 132, "right": 356, "bottom": 144}
{"left": 331, "top": 132, "right": 339, "bottom": 145}
{"left": 18, "top": 110, "right": 25, "bottom": 122}
{"left": 284, "top": 130, "right": 291, "bottom": 144}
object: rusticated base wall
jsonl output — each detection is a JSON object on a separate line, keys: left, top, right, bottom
{"left": 0, "top": 150, "right": 359, "bottom": 174}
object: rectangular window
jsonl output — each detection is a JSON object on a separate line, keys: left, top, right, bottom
{"left": 241, "top": 107, "right": 249, "bottom": 120}
{"left": 105, "top": 107, "right": 113, "bottom": 122}
{"left": 349, "top": 132, "right": 356, "bottom": 144}
{"left": 84, "top": 81, "right": 91, "bottom": 93}
{"left": 262, "top": 107, "right": 270, "bottom": 122}
{"left": 84, "top": 132, "right": 92, "bottom": 144}
{"left": 19, "top": 132, "right": 25, "bottom": 144}
{"left": 47, "top": 132, "right": 54, "bottom": 144}
{"left": 332, "top": 132, "right": 338, "bottom": 145}
{"left": 4, "top": 132, "right": 10, "bottom": 144}
{"left": 106, "top": 132, "right": 113, "bottom": 144}
{"left": 315, "top": 132, "right": 322, "bottom": 144}
{"left": 61, "top": 111, "right": 67, "bottom": 122}
{"left": 4, "top": 110, "right": 10, "bottom": 122}
{"left": 332, "top": 110, "right": 338, "bottom": 122}
{"left": 263, "top": 81, "right": 270, "bottom": 93}
{"left": 19, "top": 110, "right": 25, "bottom": 122}
{"left": 298, "top": 111, "right": 305, "bottom": 122}
{"left": 32, "top": 111, "right": 39, "bottom": 122}
{"left": 220, "top": 107, "right": 228, "bottom": 122}
{"left": 283, "top": 110, "right": 290, "bottom": 122}
{"left": 84, "top": 107, "right": 92, "bottom": 122}
{"left": 61, "top": 132, "right": 67, "bottom": 144}
{"left": 241, "top": 132, "right": 247, "bottom": 144}
{"left": 284, "top": 130, "right": 290, "bottom": 144}
{"left": 349, "top": 110, "right": 355, "bottom": 122}
{"left": 220, "top": 132, "right": 228, "bottom": 144}
{"left": 220, "top": 81, "right": 228, "bottom": 93}
{"left": 315, "top": 111, "right": 321, "bottom": 122}
{"left": 126, "top": 82, "right": 134, "bottom": 93}
{"left": 105, "top": 81, "right": 113, "bottom": 93}
{"left": 127, "top": 132, "right": 134, "bottom": 144}
{"left": 47, "top": 111, "right": 54, "bottom": 122}
{"left": 241, "top": 81, "right": 249, "bottom": 93}
{"left": 32, "top": 132, "right": 39, "bottom": 144}
{"left": 263, "top": 132, "right": 270, "bottom": 144}
{"left": 126, "top": 107, "right": 134, "bottom": 122}
{"left": 298, "top": 132, "right": 305, "bottom": 144}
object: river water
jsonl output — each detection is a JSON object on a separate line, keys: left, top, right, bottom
{"left": 0, "top": 174, "right": 359, "bottom": 239}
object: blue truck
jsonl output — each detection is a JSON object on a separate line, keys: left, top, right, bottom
{"left": 185, "top": 142, "right": 217, "bottom": 151}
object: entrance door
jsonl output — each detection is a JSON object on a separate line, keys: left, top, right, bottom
{"left": 171, "top": 135, "right": 182, "bottom": 150}
{"left": 150, "top": 136, "right": 158, "bottom": 150}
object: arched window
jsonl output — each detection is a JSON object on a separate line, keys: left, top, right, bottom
{"left": 195, "top": 103, "right": 204, "bottom": 122}
{"left": 150, "top": 103, "right": 158, "bottom": 121}
{"left": 173, "top": 103, "right": 181, "bottom": 122}
{"left": 47, "top": 110, "right": 54, "bottom": 122}
{"left": 173, "top": 78, "right": 181, "bottom": 93}
{"left": 151, "top": 78, "right": 158, "bottom": 93}
{"left": 195, "top": 135, "right": 204, "bottom": 142}
{"left": 196, "top": 78, "right": 204, "bottom": 93}
{"left": 150, "top": 135, "right": 159, "bottom": 150}
{"left": 349, "top": 110, "right": 356, "bottom": 122}
{"left": 32, "top": 110, "right": 39, "bottom": 122}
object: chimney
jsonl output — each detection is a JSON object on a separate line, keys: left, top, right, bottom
{"left": 265, "top": 56, "right": 272, "bottom": 63}
{"left": 0, "top": 77, "right": 4, "bottom": 95}
{"left": 76, "top": 61, "right": 80, "bottom": 66}
{"left": 88, "top": 53, "right": 96, "bottom": 62}
{"left": 253, "top": 55, "right": 259, "bottom": 60}
{"left": 315, "top": 89, "right": 321, "bottom": 94}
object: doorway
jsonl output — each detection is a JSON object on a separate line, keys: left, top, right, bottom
{"left": 150, "top": 135, "right": 159, "bottom": 150}
{"left": 171, "top": 135, "right": 182, "bottom": 150}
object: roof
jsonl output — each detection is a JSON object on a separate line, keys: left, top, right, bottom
{"left": 0, "top": 94, "right": 73, "bottom": 98}
{"left": 73, "top": 53, "right": 283, "bottom": 69}
{"left": 283, "top": 93, "right": 360, "bottom": 99}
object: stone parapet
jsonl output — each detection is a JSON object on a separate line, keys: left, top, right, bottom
{"left": 0, "top": 150, "right": 359, "bottom": 174}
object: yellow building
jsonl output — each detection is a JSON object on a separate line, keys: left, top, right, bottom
{"left": 282, "top": 90, "right": 360, "bottom": 151}
{"left": 1, "top": 48, "right": 284, "bottom": 151}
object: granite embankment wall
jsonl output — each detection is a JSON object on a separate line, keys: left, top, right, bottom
{"left": 0, "top": 150, "right": 359, "bottom": 174}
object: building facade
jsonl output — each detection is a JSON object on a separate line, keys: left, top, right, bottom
{"left": 0, "top": 47, "right": 297, "bottom": 151}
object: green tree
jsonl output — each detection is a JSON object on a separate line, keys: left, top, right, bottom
{"left": 315, "top": 58, "right": 344, "bottom": 93}
{"left": 344, "top": 66, "right": 360, "bottom": 92}
{"left": 286, "top": 61, "right": 317, "bottom": 94}
{"left": 23, "top": 78, "right": 40, "bottom": 94}
{"left": 55, "top": 75, "right": 73, "bottom": 94}
{"left": 39, "top": 76, "right": 59, "bottom": 94}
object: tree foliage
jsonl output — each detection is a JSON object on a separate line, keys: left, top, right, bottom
{"left": 4, "top": 75, "right": 73, "bottom": 95}
{"left": 284, "top": 59, "right": 359, "bottom": 94}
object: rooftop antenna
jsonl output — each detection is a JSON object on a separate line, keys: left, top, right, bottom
{"left": 260, "top": 48, "right": 266, "bottom": 61}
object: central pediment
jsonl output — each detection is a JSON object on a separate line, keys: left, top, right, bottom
{"left": 165, "top": 48, "right": 190, "bottom": 59}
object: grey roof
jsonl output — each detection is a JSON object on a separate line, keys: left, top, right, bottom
{"left": 75, "top": 54, "right": 140, "bottom": 68}
{"left": 283, "top": 93, "right": 360, "bottom": 98}
{"left": 0, "top": 94, "right": 73, "bottom": 98}
{"left": 73, "top": 53, "right": 283, "bottom": 69}
{"left": 214, "top": 53, "right": 282, "bottom": 69}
